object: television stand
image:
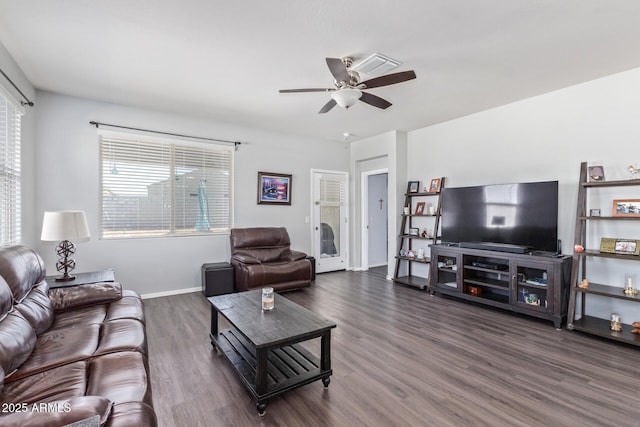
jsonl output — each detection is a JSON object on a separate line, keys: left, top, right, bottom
{"left": 459, "top": 242, "right": 531, "bottom": 254}
{"left": 429, "top": 244, "right": 571, "bottom": 328}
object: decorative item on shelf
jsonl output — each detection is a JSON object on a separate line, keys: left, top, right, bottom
{"left": 408, "top": 181, "right": 420, "bottom": 193}
{"left": 428, "top": 178, "right": 441, "bottom": 193}
{"left": 612, "top": 199, "right": 640, "bottom": 217}
{"left": 578, "top": 278, "right": 589, "bottom": 289}
{"left": 406, "top": 250, "right": 415, "bottom": 259}
{"left": 588, "top": 165, "right": 605, "bottom": 182}
{"left": 599, "top": 238, "right": 640, "bottom": 255}
{"left": 525, "top": 294, "right": 540, "bottom": 306}
{"left": 624, "top": 273, "right": 638, "bottom": 296}
{"left": 41, "top": 211, "right": 91, "bottom": 282}
{"left": 416, "top": 248, "right": 425, "bottom": 260}
{"left": 631, "top": 321, "right": 640, "bottom": 334}
{"left": 415, "top": 202, "right": 425, "bottom": 215}
{"left": 628, "top": 164, "right": 640, "bottom": 180}
{"left": 262, "top": 287, "right": 274, "bottom": 311}
{"left": 574, "top": 244, "right": 584, "bottom": 253}
{"left": 421, "top": 229, "right": 427, "bottom": 238}
{"left": 429, "top": 205, "right": 436, "bottom": 215}
{"left": 469, "top": 286, "right": 482, "bottom": 296}
{"left": 399, "top": 249, "right": 406, "bottom": 257}
{"left": 403, "top": 206, "right": 410, "bottom": 215}
{"left": 589, "top": 209, "right": 601, "bottom": 217}
{"left": 409, "top": 227, "right": 419, "bottom": 236}
{"left": 610, "top": 313, "right": 622, "bottom": 332}
{"left": 519, "top": 288, "right": 528, "bottom": 302}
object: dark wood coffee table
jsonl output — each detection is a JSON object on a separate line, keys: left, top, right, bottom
{"left": 208, "top": 290, "right": 336, "bottom": 416}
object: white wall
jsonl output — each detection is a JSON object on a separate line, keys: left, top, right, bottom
{"left": 0, "top": 42, "right": 37, "bottom": 247}
{"left": 350, "top": 131, "right": 406, "bottom": 278}
{"left": 407, "top": 66, "right": 640, "bottom": 320}
{"left": 33, "top": 91, "right": 348, "bottom": 296}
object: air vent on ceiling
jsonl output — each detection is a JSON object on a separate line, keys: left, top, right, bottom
{"left": 351, "top": 53, "right": 401, "bottom": 77}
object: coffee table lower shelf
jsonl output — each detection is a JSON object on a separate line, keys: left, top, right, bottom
{"left": 210, "top": 328, "right": 332, "bottom": 412}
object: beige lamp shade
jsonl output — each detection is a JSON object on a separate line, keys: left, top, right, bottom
{"left": 41, "top": 211, "right": 91, "bottom": 242}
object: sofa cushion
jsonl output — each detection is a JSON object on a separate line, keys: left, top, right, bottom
{"left": 14, "top": 282, "right": 54, "bottom": 335}
{"left": 105, "top": 293, "right": 145, "bottom": 324}
{"left": 88, "top": 352, "right": 153, "bottom": 407}
{"left": 0, "top": 276, "right": 12, "bottom": 322}
{"left": 10, "top": 325, "right": 100, "bottom": 382}
{"left": 0, "top": 361, "right": 87, "bottom": 403}
{"left": 0, "top": 311, "right": 36, "bottom": 381}
{"left": 49, "top": 305, "right": 108, "bottom": 331}
{"left": 95, "top": 319, "right": 147, "bottom": 357}
{"left": 0, "top": 245, "right": 45, "bottom": 303}
{"left": 107, "top": 402, "right": 157, "bottom": 427}
{"left": 0, "top": 395, "right": 113, "bottom": 427}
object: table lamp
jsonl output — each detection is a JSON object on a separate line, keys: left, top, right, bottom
{"left": 41, "top": 210, "right": 90, "bottom": 281}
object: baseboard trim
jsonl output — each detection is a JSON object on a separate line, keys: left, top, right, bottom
{"left": 142, "top": 286, "right": 200, "bottom": 300}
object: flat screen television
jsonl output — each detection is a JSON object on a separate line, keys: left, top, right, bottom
{"left": 441, "top": 180, "right": 558, "bottom": 252}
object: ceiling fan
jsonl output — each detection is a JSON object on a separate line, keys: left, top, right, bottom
{"left": 279, "top": 57, "right": 416, "bottom": 114}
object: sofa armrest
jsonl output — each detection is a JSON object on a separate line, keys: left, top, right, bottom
{"left": 231, "top": 253, "right": 261, "bottom": 265}
{"left": 285, "top": 250, "right": 307, "bottom": 261}
{"left": 48, "top": 282, "right": 122, "bottom": 313}
{"left": 0, "top": 396, "right": 112, "bottom": 427}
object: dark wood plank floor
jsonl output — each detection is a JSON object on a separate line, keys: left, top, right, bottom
{"left": 145, "top": 270, "right": 640, "bottom": 427}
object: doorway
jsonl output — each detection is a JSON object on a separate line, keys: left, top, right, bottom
{"left": 361, "top": 169, "right": 388, "bottom": 271}
{"left": 311, "top": 170, "right": 348, "bottom": 273}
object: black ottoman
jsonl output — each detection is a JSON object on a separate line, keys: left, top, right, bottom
{"left": 201, "top": 262, "right": 234, "bottom": 297}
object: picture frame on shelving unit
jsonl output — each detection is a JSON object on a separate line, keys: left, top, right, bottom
{"left": 429, "top": 178, "right": 441, "bottom": 193}
{"left": 588, "top": 165, "right": 605, "bottom": 182}
{"left": 409, "top": 227, "right": 419, "bottom": 236}
{"left": 612, "top": 199, "right": 640, "bottom": 217}
{"left": 408, "top": 181, "right": 420, "bottom": 193}
{"left": 415, "top": 202, "right": 425, "bottom": 215}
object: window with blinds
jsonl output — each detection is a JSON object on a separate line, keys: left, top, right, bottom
{"left": 0, "top": 89, "right": 22, "bottom": 247}
{"left": 99, "top": 133, "right": 233, "bottom": 239}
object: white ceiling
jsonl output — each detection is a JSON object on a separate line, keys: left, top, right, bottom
{"left": 2, "top": 1, "right": 640, "bottom": 142}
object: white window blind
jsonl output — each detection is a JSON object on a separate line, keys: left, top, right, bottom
{"left": 0, "top": 89, "right": 22, "bottom": 247}
{"left": 99, "top": 133, "right": 233, "bottom": 239}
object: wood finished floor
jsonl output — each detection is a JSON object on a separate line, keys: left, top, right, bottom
{"left": 145, "top": 269, "right": 640, "bottom": 427}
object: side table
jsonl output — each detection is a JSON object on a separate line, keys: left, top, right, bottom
{"left": 46, "top": 269, "right": 115, "bottom": 289}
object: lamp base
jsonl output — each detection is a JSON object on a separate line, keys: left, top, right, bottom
{"left": 55, "top": 274, "right": 76, "bottom": 282}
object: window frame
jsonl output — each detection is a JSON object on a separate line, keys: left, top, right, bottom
{"left": 0, "top": 84, "right": 24, "bottom": 247}
{"left": 98, "top": 130, "right": 234, "bottom": 240}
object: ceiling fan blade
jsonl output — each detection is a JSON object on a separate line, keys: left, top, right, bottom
{"left": 359, "top": 70, "right": 417, "bottom": 89}
{"left": 279, "top": 88, "right": 334, "bottom": 93}
{"left": 326, "top": 58, "right": 350, "bottom": 84}
{"left": 359, "top": 92, "right": 392, "bottom": 109}
{"left": 318, "top": 99, "right": 337, "bottom": 114}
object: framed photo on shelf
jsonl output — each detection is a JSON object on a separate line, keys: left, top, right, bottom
{"left": 600, "top": 237, "right": 640, "bottom": 255}
{"left": 429, "top": 178, "right": 441, "bottom": 193}
{"left": 588, "top": 165, "right": 605, "bottom": 182}
{"left": 408, "top": 181, "right": 420, "bottom": 193}
{"left": 589, "top": 208, "right": 601, "bottom": 217}
{"left": 257, "top": 171, "right": 292, "bottom": 205}
{"left": 408, "top": 227, "right": 419, "bottom": 236}
{"left": 415, "top": 202, "right": 425, "bottom": 215}
{"left": 612, "top": 199, "right": 640, "bottom": 217}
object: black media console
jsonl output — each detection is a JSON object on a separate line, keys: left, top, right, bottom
{"left": 429, "top": 244, "right": 571, "bottom": 328}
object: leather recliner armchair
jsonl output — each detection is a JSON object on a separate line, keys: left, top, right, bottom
{"left": 230, "top": 227, "right": 311, "bottom": 292}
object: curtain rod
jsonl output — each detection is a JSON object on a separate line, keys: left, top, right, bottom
{"left": 89, "top": 120, "right": 241, "bottom": 149}
{"left": 0, "top": 67, "right": 34, "bottom": 107}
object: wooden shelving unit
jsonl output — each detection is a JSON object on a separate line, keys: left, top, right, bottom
{"left": 566, "top": 161, "right": 640, "bottom": 346}
{"left": 393, "top": 179, "right": 444, "bottom": 290}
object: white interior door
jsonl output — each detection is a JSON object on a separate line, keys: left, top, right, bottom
{"left": 312, "top": 170, "right": 348, "bottom": 273}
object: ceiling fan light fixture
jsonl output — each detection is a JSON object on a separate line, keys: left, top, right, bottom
{"left": 331, "top": 88, "right": 362, "bottom": 109}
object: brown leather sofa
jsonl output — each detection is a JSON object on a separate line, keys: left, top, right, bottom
{"left": 230, "top": 227, "right": 311, "bottom": 292}
{"left": 0, "top": 245, "right": 156, "bottom": 427}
